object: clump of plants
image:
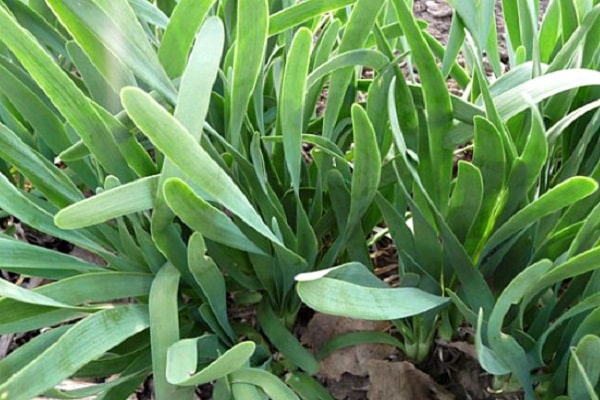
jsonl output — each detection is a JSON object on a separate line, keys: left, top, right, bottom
{"left": 0, "top": 0, "right": 598, "bottom": 399}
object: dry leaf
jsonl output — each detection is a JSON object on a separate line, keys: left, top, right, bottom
{"left": 367, "top": 360, "right": 455, "bottom": 400}
{"left": 301, "top": 313, "right": 395, "bottom": 380}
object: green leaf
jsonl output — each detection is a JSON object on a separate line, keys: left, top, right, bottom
{"left": 0, "top": 174, "right": 107, "bottom": 254}
{"left": 446, "top": 162, "right": 483, "bottom": 242}
{"left": 0, "top": 60, "right": 72, "bottom": 154}
{"left": 54, "top": 175, "right": 159, "bottom": 229}
{"left": 392, "top": 0, "right": 454, "bottom": 212}
{"left": 446, "top": 0, "right": 495, "bottom": 52}
{"left": 286, "top": 372, "right": 333, "bottom": 400}
{"left": 0, "top": 5, "right": 134, "bottom": 182}
{"left": 0, "top": 123, "right": 82, "bottom": 209}
{"left": 296, "top": 263, "right": 448, "bottom": 320}
{"left": 229, "top": 0, "right": 268, "bottom": 146}
{"left": 0, "top": 305, "right": 150, "bottom": 400}
{"left": 323, "top": 0, "right": 386, "bottom": 139}
{"left": 315, "top": 331, "right": 405, "bottom": 360}
{"left": 0, "top": 326, "right": 69, "bottom": 385}
{"left": 164, "top": 179, "right": 263, "bottom": 254}
{"left": 347, "top": 104, "right": 381, "bottom": 230}
{"left": 568, "top": 335, "right": 600, "bottom": 400}
{"left": 47, "top": 0, "right": 176, "bottom": 102}
{"left": 464, "top": 117, "right": 506, "bottom": 256}
{"left": 149, "top": 263, "right": 192, "bottom": 400}
{"left": 535, "top": 246, "right": 600, "bottom": 290}
{"left": 229, "top": 368, "right": 300, "bottom": 400}
{"left": 187, "top": 233, "right": 236, "bottom": 343}
{"left": 0, "top": 272, "right": 153, "bottom": 335}
{"left": 481, "top": 177, "right": 598, "bottom": 259}
{"left": 257, "top": 300, "right": 319, "bottom": 374}
{"left": 0, "top": 237, "right": 103, "bottom": 279}
{"left": 495, "top": 69, "right": 600, "bottom": 121}
{"left": 121, "top": 88, "right": 280, "bottom": 246}
{"left": 152, "top": 15, "right": 225, "bottom": 272}
{"left": 268, "top": 0, "right": 355, "bottom": 36}
{"left": 166, "top": 340, "right": 255, "bottom": 386}
{"left": 158, "top": 0, "right": 216, "bottom": 78}
{"left": 281, "top": 27, "right": 312, "bottom": 194}
{"left": 306, "top": 49, "right": 390, "bottom": 89}
{"left": 0, "top": 278, "right": 83, "bottom": 310}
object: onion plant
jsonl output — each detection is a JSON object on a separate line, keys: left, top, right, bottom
{"left": 0, "top": 0, "right": 598, "bottom": 399}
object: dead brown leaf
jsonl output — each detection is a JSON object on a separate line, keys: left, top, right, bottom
{"left": 301, "top": 314, "right": 396, "bottom": 380}
{"left": 367, "top": 360, "right": 455, "bottom": 400}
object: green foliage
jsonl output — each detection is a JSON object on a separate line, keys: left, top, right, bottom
{"left": 0, "top": 0, "right": 598, "bottom": 399}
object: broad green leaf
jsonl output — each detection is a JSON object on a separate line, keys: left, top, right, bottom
{"left": 174, "top": 16, "right": 224, "bottom": 139}
{"left": 149, "top": 263, "right": 191, "bottom": 400}
{"left": 446, "top": 162, "right": 483, "bottom": 242}
{"left": 121, "top": 88, "right": 281, "bottom": 246}
{"left": 257, "top": 300, "right": 319, "bottom": 374}
{"left": 229, "top": 0, "right": 268, "bottom": 146}
{"left": 539, "top": 0, "right": 561, "bottom": 62}
{"left": 487, "top": 260, "right": 554, "bottom": 339}
{"left": 475, "top": 310, "right": 511, "bottom": 375}
{"left": 296, "top": 263, "right": 448, "bottom": 320}
{"left": 0, "top": 237, "right": 103, "bottom": 279}
{"left": 0, "top": 305, "right": 150, "bottom": 400}
{"left": 0, "top": 272, "right": 153, "bottom": 335}
{"left": 0, "top": 61, "right": 71, "bottom": 154}
{"left": 188, "top": 234, "right": 236, "bottom": 343}
{"left": 0, "top": 278, "right": 85, "bottom": 310}
{"left": 495, "top": 69, "right": 600, "bottom": 121}
{"left": 446, "top": 0, "right": 495, "bottom": 53}
{"left": 0, "top": 123, "right": 82, "bottom": 208}
{"left": 464, "top": 117, "right": 506, "bottom": 256}
{"left": 534, "top": 293, "right": 600, "bottom": 365}
{"left": 569, "top": 201, "right": 600, "bottom": 256}
{"left": 47, "top": 0, "right": 176, "bottom": 102}
{"left": 54, "top": 175, "right": 159, "bottom": 229}
{"left": 0, "top": 173, "right": 107, "bottom": 254}
{"left": 66, "top": 40, "right": 122, "bottom": 114}
{"left": 441, "top": 17, "right": 466, "bottom": 77}
{"left": 481, "top": 177, "right": 598, "bottom": 258}
{"left": 164, "top": 179, "right": 263, "bottom": 254}
{"left": 304, "top": 18, "right": 340, "bottom": 125}
{"left": 315, "top": 331, "right": 405, "bottom": 360}
{"left": 286, "top": 372, "right": 333, "bottom": 400}
{"left": 392, "top": 0, "right": 454, "bottom": 212}
{"left": 281, "top": 27, "right": 312, "bottom": 194}
{"left": 229, "top": 368, "right": 300, "bottom": 400}
{"left": 93, "top": 104, "right": 157, "bottom": 178}
{"left": 347, "top": 105, "right": 381, "bottom": 230}
{"left": 306, "top": 49, "right": 390, "bottom": 89}
{"left": 535, "top": 246, "right": 600, "bottom": 290}
{"left": 166, "top": 340, "right": 255, "bottom": 386}
{"left": 230, "top": 382, "right": 263, "bottom": 399}
{"left": 387, "top": 81, "right": 494, "bottom": 314}
{"left": 158, "top": 0, "right": 216, "bottom": 78}
{"left": 568, "top": 335, "right": 600, "bottom": 400}
{"left": 152, "top": 16, "right": 225, "bottom": 272}
{"left": 0, "top": 326, "right": 69, "bottom": 384}
{"left": 0, "top": 5, "right": 134, "bottom": 182}
{"left": 495, "top": 102, "right": 548, "bottom": 228}
{"left": 546, "top": 98, "right": 600, "bottom": 144}
{"left": 268, "top": 0, "right": 354, "bottom": 36}
{"left": 323, "top": 0, "right": 386, "bottom": 140}
{"left": 2, "top": 0, "right": 67, "bottom": 57}
{"left": 129, "top": 0, "right": 168, "bottom": 29}
{"left": 549, "top": 5, "right": 600, "bottom": 71}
